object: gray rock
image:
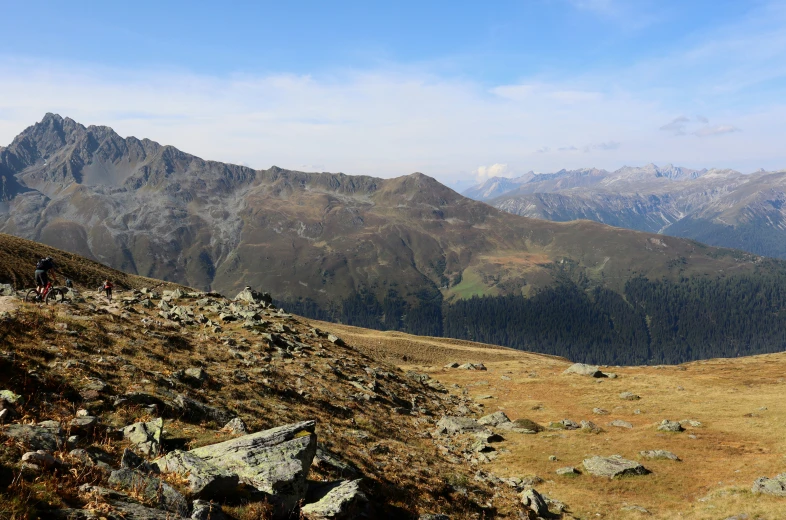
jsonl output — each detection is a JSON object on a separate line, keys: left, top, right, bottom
{"left": 154, "top": 450, "right": 239, "bottom": 498}
{"left": 477, "top": 411, "right": 511, "bottom": 427}
{"left": 563, "top": 363, "right": 604, "bottom": 377}
{"left": 121, "top": 418, "right": 163, "bottom": 456}
{"left": 752, "top": 473, "right": 786, "bottom": 496}
{"left": 443, "top": 362, "right": 460, "bottom": 369}
{"left": 458, "top": 363, "right": 486, "bottom": 370}
{"left": 620, "top": 391, "right": 640, "bottom": 400}
{"left": 657, "top": 420, "right": 684, "bottom": 432}
{"left": 434, "top": 416, "right": 484, "bottom": 435}
{"left": 583, "top": 455, "right": 651, "bottom": 478}
{"left": 520, "top": 488, "right": 549, "bottom": 516}
{"left": 21, "top": 450, "right": 58, "bottom": 468}
{"left": 0, "top": 284, "right": 15, "bottom": 296}
{"left": 609, "top": 420, "right": 633, "bottom": 429}
{"left": 0, "top": 390, "right": 22, "bottom": 404}
{"left": 221, "top": 417, "right": 249, "bottom": 434}
{"left": 120, "top": 448, "right": 156, "bottom": 472}
{"left": 640, "top": 450, "right": 680, "bottom": 461}
{"left": 72, "top": 485, "right": 187, "bottom": 519}
{"left": 191, "top": 500, "right": 227, "bottom": 520}
{"left": 108, "top": 468, "right": 189, "bottom": 516}
{"left": 580, "top": 420, "right": 603, "bottom": 433}
{"left": 313, "top": 443, "right": 362, "bottom": 479}
{"left": 5, "top": 424, "right": 59, "bottom": 451}
{"left": 235, "top": 287, "right": 272, "bottom": 305}
{"left": 173, "top": 394, "right": 235, "bottom": 424}
{"left": 593, "top": 408, "right": 609, "bottom": 415}
{"left": 419, "top": 515, "right": 450, "bottom": 520}
{"left": 190, "top": 421, "right": 317, "bottom": 517}
{"left": 301, "top": 479, "right": 367, "bottom": 519}
{"left": 556, "top": 466, "right": 580, "bottom": 476}
{"left": 185, "top": 367, "right": 208, "bottom": 382}
{"left": 69, "top": 416, "right": 98, "bottom": 435}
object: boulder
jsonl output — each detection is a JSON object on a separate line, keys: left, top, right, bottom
{"left": 301, "top": 479, "right": 368, "bottom": 519}
{"left": 313, "top": 443, "right": 362, "bottom": 479}
{"left": 0, "top": 390, "right": 23, "bottom": 404}
{"left": 593, "top": 408, "right": 609, "bottom": 415}
{"left": 5, "top": 424, "right": 60, "bottom": 451}
{"left": 477, "top": 411, "right": 511, "bottom": 427}
{"left": 191, "top": 500, "right": 227, "bottom": 520}
{"left": 221, "top": 417, "right": 249, "bottom": 435}
{"left": 639, "top": 450, "right": 680, "bottom": 461}
{"left": 173, "top": 394, "right": 235, "bottom": 425}
{"left": 185, "top": 367, "right": 208, "bottom": 383}
{"left": 520, "top": 488, "right": 549, "bottom": 516}
{"left": 752, "top": 473, "right": 786, "bottom": 496}
{"left": 434, "top": 416, "right": 484, "bottom": 435}
{"left": 443, "top": 362, "right": 460, "bottom": 369}
{"left": 583, "top": 455, "right": 650, "bottom": 478}
{"left": 190, "top": 421, "right": 317, "bottom": 518}
{"left": 619, "top": 392, "right": 640, "bottom": 401}
{"left": 498, "top": 418, "right": 542, "bottom": 433}
{"left": 108, "top": 468, "right": 189, "bottom": 516}
{"left": 580, "top": 420, "right": 603, "bottom": 433}
{"left": 458, "top": 363, "right": 486, "bottom": 370}
{"left": 657, "top": 420, "right": 684, "bottom": 432}
{"left": 235, "top": 287, "right": 273, "bottom": 305}
{"left": 0, "top": 284, "right": 15, "bottom": 296}
{"left": 21, "top": 450, "right": 59, "bottom": 469}
{"left": 556, "top": 466, "right": 580, "bottom": 476}
{"left": 563, "top": 363, "right": 605, "bottom": 377}
{"left": 154, "top": 450, "right": 239, "bottom": 498}
{"left": 609, "top": 420, "right": 633, "bottom": 429}
{"left": 121, "top": 418, "right": 163, "bottom": 456}
{"left": 74, "top": 485, "right": 187, "bottom": 519}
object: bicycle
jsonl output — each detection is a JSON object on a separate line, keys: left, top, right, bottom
{"left": 24, "top": 281, "right": 68, "bottom": 304}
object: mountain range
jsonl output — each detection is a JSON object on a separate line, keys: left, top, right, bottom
{"left": 4, "top": 114, "right": 786, "bottom": 364}
{"left": 464, "top": 164, "right": 786, "bottom": 259}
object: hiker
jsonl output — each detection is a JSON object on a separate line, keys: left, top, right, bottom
{"left": 34, "top": 256, "right": 58, "bottom": 296}
{"left": 103, "top": 279, "right": 113, "bottom": 302}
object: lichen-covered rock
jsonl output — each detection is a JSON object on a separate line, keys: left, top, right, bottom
{"left": 583, "top": 455, "right": 651, "bottom": 478}
{"left": 657, "top": 420, "right": 684, "bottom": 432}
{"left": 221, "top": 417, "right": 249, "bottom": 434}
{"left": 478, "top": 411, "right": 511, "bottom": 427}
{"left": 640, "top": 450, "right": 680, "bottom": 461}
{"left": 619, "top": 392, "right": 640, "bottom": 401}
{"left": 235, "top": 287, "right": 272, "bottom": 305}
{"left": 0, "top": 390, "right": 23, "bottom": 404}
{"left": 108, "top": 468, "right": 189, "bottom": 516}
{"left": 434, "top": 416, "right": 484, "bottom": 435}
{"left": 752, "top": 473, "right": 786, "bottom": 496}
{"left": 301, "top": 479, "right": 368, "bottom": 519}
{"left": 121, "top": 418, "right": 163, "bottom": 456}
{"left": 154, "top": 450, "right": 239, "bottom": 498}
{"left": 5, "top": 424, "right": 59, "bottom": 451}
{"left": 190, "top": 421, "right": 317, "bottom": 518}
{"left": 191, "top": 499, "right": 227, "bottom": 520}
{"left": 520, "top": 488, "right": 549, "bottom": 516}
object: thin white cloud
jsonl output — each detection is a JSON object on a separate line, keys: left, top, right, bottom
{"left": 659, "top": 116, "right": 691, "bottom": 135}
{"left": 474, "top": 163, "right": 512, "bottom": 181}
{"left": 694, "top": 125, "right": 740, "bottom": 137}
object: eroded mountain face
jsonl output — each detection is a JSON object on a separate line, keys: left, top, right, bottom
{"left": 465, "top": 164, "right": 786, "bottom": 258}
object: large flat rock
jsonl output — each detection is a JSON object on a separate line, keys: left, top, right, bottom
{"left": 583, "top": 455, "right": 650, "bottom": 478}
{"left": 190, "top": 420, "right": 317, "bottom": 517}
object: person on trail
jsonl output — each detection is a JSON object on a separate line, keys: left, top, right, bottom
{"left": 103, "top": 280, "right": 113, "bottom": 302}
{"left": 34, "top": 256, "right": 58, "bottom": 296}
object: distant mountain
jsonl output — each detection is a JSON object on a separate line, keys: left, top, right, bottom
{"left": 463, "top": 163, "right": 786, "bottom": 259}
{"left": 4, "top": 114, "right": 786, "bottom": 364}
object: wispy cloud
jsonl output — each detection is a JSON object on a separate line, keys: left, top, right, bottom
{"left": 474, "top": 163, "right": 513, "bottom": 181}
{"left": 694, "top": 125, "right": 740, "bottom": 137}
{"left": 659, "top": 116, "right": 691, "bottom": 135}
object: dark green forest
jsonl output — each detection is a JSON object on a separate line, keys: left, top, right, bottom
{"left": 280, "top": 268, "right": 786, "bottom": 365}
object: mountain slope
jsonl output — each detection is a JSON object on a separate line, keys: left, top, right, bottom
{"left": 4, "top": 115, "right": 786, "bottom": 363}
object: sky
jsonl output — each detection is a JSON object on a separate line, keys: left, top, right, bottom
{"left": 1, "top": 0, "right": 785, "bottom": 190}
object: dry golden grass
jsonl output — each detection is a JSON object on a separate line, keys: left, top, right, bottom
{"left": 309, "top": 320, "right": 786, "bottom": 520}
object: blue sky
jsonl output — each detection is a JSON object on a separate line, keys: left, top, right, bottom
{"left": 1, "top": 0, "right": 785, "bottom": 188}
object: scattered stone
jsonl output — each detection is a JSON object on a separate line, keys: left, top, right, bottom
{"left": 458, "top": 363, "right": 487, "bottom": 371}
{"left": 154, "top": 450, "right": 240, "bottom": 498}
{"left": 0, "top": 284, "right": 15, "bottom": 296}
{"left": 593, "top": 408, "right": 609, "bottom": 415}
{"left": 235, "top": 286, "right": 273, "bottom": 305}
{"left": 520, "top": 488, "right": 549, "bottom": 517}
{"left": 221, "top": 417, "right": 249, "bottom": 435}
{"left": 549, "top": 455, "right": 558, "bottom": 462}
{"left": 477, "top": 411, "right": 511, "bottom": 427}
{"left": 121, "top": 418, "right": 163, "bottom": 456}
{"left": 21, "top": 450, "right": 58, "bottom": 469}
{"left": 69, "top": 415, "right": 98, "bottom": 435}
{"left": 313, "top": 444, "right": 362, "bottom": 479}
{"left": 498, "top": 418, "right": 542, "bottom": 433}
{"left": 0, "top": 390, "right": 22, "bottom": 404}
{"left": 639, "top": 450, "right": 680, "bottom": 461}
{"left": 620, "top": 392, "right": 640, "bottom": 401}
{"left": 580, "top": 420, "right": 603, "bottom": 433}
{"left": 108, "top": 468, "right": 189, "bottom": 516}
{"left": 185, "top": 367, "right": 208, "bottom": 382}
{"left": 563, "top": 363, "right": 605, "bottom": 377}
{"left": 190, "top": 421, "right": 317, "bottom": 516}
{"left": 556, "top": 467, "right": 580, "bottom": 477}
{"left": 191, "top": 499, "right": 227, "bottom": 520}
{"left": 609, "top": 420, "right": 633, "bottom": 429}
{"left": 327, "top": 334, "right": 345, "bottom": 346}
{"left": 434, "top": 416, "right": 484, "bottom": 435}
{"left": 752, "top": 473, "right": 786, "bottom": 496}
{"left": 5, "top": 424, "right": 60, "bottom": 451}
{"left": 120, "top": 448, "right": 156, "bottom": 472}
{"left": 583, "top": 455, "right": 651, "bottom": 478}
{"left": 443, "top": 362, "right": 460, "bottom": 369}
{"left": 301, "top": 479, "right": 368, "bottom": 519}
{"left": 657, "top": 420, "right": 684, "bottom": 433}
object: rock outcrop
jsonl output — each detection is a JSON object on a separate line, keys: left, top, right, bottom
{"left": 583, "top": 455, "right": 651, "bottom": 478}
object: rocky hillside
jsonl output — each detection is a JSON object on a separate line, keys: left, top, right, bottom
{"left": 465, "top": 164, "right": 786, "bottom": 260}
{"left": 1, "top": 245, "right": 785, "bottom": 519}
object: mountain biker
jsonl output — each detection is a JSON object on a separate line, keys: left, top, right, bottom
{"left": 34, "top": 256, "right": 58, "bottom": 296}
